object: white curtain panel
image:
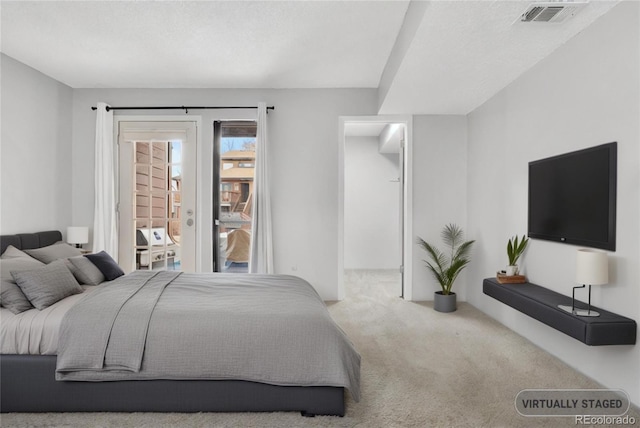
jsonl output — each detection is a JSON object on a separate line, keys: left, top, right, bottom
{"left": 249, "top": 102, "right": 274, "bottom": 274}
{"left": 92, "top": 102, "right": 118, "bottom": 258}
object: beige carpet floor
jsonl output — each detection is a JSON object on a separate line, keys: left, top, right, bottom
{"left": 2, "top": 269, "right": 638, "bottom": 427}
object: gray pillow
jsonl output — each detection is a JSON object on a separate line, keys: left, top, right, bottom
{"left": 12, "top": 260, "right": 83, "bottom": 310}
{"left": 1, "top": 245, "right": 34, "bottom": 260}
{"left": 68, "top": 256, "right": 105, "bottom": 285}
{"left": 0, "top": 256, "right": 45, "bottom": 314}
{"left": 1, "top": 279, "right": 35, "bottom": 314}
{"left": 25, "top": 242, "right": 82, "bottom": 264}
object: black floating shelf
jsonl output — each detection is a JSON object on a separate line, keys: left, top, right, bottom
{"left": 483, "top": 277, "right": 636, "bottom": 346}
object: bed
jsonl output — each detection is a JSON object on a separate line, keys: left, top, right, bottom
{"left": 0, "top": 231, "right": 359, "bottom": 415}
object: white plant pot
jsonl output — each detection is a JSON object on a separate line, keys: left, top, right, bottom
{"left": 506, "top": 265, "right": 518, "bottom": 276}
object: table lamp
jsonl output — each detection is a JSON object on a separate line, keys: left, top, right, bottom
{"left": 558, "top": 249, "right": 608, "bottom": 317}
{"left": 67, "top": 226, "right": 89, "bottom": 249}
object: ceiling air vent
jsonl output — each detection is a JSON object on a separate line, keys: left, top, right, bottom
{"left": 519, "top": 2, "right": 587, "bottom": 23}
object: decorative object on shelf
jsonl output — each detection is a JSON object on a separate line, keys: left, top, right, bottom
{"left": 558, "top": 249, "right": 608, "bottom": 317}
{"left": 67, "top": 227, "right": 89, "bottom": 249}
{"left": 506, "top": 234, "right": 529, "bottom": 276}
{"left": 417, "top": 224, "right": 475, "bottom": 313}
{"left": 496, "top": 272, "right": 526, "bottom": 284}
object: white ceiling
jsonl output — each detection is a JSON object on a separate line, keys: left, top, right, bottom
{"left": 0, "top": 0, "right": 619, "bottom": 114}
{"left": 0, "top": 0, "right": 409, "bottom": 89}
{"left": 378, "top": 0, "right": 619, "bottom": 114}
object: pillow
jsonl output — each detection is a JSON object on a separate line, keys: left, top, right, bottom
{"left": 25, "top": 242, "right": 82, "bottom": 264}
{"left": 68, "top": 256, "right": 105, "bottom": 285}
{"left": 1, "top": 280, "right": 34, "bottom": 314}
{"left": 85, "top": 251, "right": 125, "bottom": 281}
{"left": 1, "top": 256, "right": 45, "bottom": 282}
{"left": 64, "top": 259, "right": 82, "bottom": 282}
{"left": 0, "top": 256, "right": 44, "bottom": 314}
{"left": 1, "top": 245, "right": 35, "bottom": 260}
{"left": 12, "top": 260, "right": 83, "bottom": 310}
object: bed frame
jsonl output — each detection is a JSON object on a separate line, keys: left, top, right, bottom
{"left": 0, "top": 231, "right": 345, "bottom": 415}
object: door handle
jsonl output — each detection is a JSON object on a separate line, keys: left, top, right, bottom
{"left": 186, "top": 218, "right": 194, "bottom": 227}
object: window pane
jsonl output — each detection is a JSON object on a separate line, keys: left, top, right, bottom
{"left": 218, "top": 130, "right": 256, "bottom": 273}
{"left": 136, "top": 165, "right": 150, "bottom": 193}
{"left": 135, "top": 142, "right": 150, "bottom": 164}
{"left": 152, "top": 142, "right": 165, "bottom": 165}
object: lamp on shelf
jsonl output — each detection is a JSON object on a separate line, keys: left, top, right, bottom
{"left": 558, "top": 249, "right": 608, "bottom": 317}
{"left": 67, "top": 226, "right": 89, "bottom": 249}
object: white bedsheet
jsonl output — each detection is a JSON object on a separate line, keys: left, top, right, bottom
{"left": 0, "top": 286, "right": 95, "bottom": 355}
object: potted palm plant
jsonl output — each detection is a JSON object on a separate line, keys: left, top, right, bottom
{"left": 506, "top": 235, "right": 529, "bottom": 276}
{"left": 417, "top": 224, "right": 475, "bottom": 313}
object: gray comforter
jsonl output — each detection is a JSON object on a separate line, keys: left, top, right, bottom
{"left": 56, "top": 271, "right": 361, "bottom": 401}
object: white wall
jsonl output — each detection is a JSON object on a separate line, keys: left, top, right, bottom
{"left": 71, "top": 88, "right": 377, "bottom": 300}
{"left": 344, "top": 136, "right": 399, "bottom": 269}
{"left": 0, "top": 54, "right": 73, "bottom": 235}
{"left": 411, "top": 115, "right": 468, "bottom": 301}
{"left": 466, "top": 2, "right": 640, "bottom": 405}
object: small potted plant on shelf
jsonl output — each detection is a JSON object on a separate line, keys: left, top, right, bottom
{"left": 417, "top": 224, "right": 475, "bottom": 313}
{"left": 506, "top": 235, "right": 529, "bottom": 276}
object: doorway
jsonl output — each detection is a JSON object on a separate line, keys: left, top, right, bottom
{"left": 338, "top": 116, "right": 413, "bottom": 300}
{"left": 118, "top": 121, "right": 198, "bottom": 273}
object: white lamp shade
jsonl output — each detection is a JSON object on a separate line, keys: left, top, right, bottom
{"left": 67, "top": 227, "right": 89, "bottom": 245}
{"left": 576, "top": 249, "right": 608, "bottom": 285}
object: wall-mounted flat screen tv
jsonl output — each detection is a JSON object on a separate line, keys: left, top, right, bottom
{"left": 528, "top": 142, "right": 617, "bottom": 251}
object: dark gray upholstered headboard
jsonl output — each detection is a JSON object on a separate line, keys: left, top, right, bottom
{"left": 0, "top": 231, "right": 62, "bottom": 255}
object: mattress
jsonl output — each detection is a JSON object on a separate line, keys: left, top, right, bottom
{"left": 0, "top": 286, "right": 96, "bottom": 355}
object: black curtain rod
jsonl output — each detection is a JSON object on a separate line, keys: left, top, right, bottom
{"left": 91, "top": 105, "right": 274, "bottom": 113}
